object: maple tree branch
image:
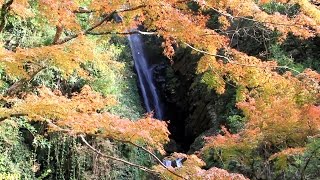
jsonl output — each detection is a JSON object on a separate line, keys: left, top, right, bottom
{"left": 52, "top": 25, "right": 64, "bottom": 44}
{"left": 44, "top": 120, "right": 180, "bottom": 178}
{"left": 116, "top": 5, "right": 146, "bottom": 13}
{"left": 5, "top": 66, "right": 47, "bottom": 96}
{"left": 73, "top": 8, "right": 95, "bottom": 14}
{"left": 57, "top": 12, "right": 116, "bottom": 44}
{"left": 182, "top": 41, "right": 230, "bottom": 60}
{"left": 58, "top": 5, "right": 147, "bottom": 44}
{"left": 87, "top": 30, "right": 157, "bottom": 36}
{"left": 79, "top": 135, "right": 160, "bottom": 175}
{"left": 183, "top": 42, "right": 301, "bottom": 74}
{"left": 205, "top": 4, "right": 319, "bottom": 28}
{"left": 0, "top": 0, "right": 14, "bottom": 32}
{"left": 114, "top": 139, "right": 186, "bottom": 179}
{"left": 0, "top": 113, "right": 28, "bottom": 122}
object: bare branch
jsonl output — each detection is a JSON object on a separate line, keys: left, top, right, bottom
{"left": 116, "top": 5, "right": 146, "bottom": 13}
{"left": 183, "top": 42, "right": 301, "bottom": 74}
{"left": 205, "top": 4, "right": 319, "bottom": 28}
{"left": 0, "top": 113, "right": 28, "bottom": 122}
{"left": 5, "top": 66, "right": 47, "bottom": 96}
{"left": 58, "top": 5, "right": 147, "bottom": 44}
{"left": 79, "top": 135, "right": 160, "bottom": 175}
{"left": 57, "top": 12, "right": 116, "bottom": 44}
{"left": 44, "top": 120, "right": 182, "bottom": 178}
{"left": 183, "top": 41, "right": 230, "bottom": 60}
{"left": 87, "top": 30, "right": 157, "bottom": 36}
{"left": 73, "top": 8, "right": 95, "bottom": 14}
{"left": 114, "top": 139, "right": 186, "bottom": 179}
{"left": 52, "top": 25, "right": 64, "bottom": 44}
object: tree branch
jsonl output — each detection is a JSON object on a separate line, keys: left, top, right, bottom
{"left": 116, "top": 5, "right": 146, "bottom": 13}
{"left": 87, "top": 30, "right": 157, "bottom": 36}
{"left": 57, "top": 12, "right": 116, "bottom": 44}
{"left": 58, "top": 5, "right": 147, "bottom": 44}
{"left": 183, "top": 41, "right": 230, "bottom": 60}
{"left": 45, "top": 119, "right": 184, "bottom": 179}
{"left": 0, "top": 113, "right": 28, "bottom": 122}
{"left": 114, "top": 139, "right": 186, "bottom": 179}
{"left": 183, "top": 42, "right": 301, "bottom": 74}
{"left": 73, "top": 8, "right": 95, "bottom": 14}
{"left": 5, "top": 66, "right": 46, "bottom": 96}
{"left": 79, "top": 135, "right": 160, "bottom": 175}
{"left": 52, "top": 25, "right": 64, "bottom": 44}
{"left": 205, "top": 4, "right": 319, "bottom": 28}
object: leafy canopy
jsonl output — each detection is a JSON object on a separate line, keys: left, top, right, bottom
{"left": 0, "top": 0, "right": 319, "bottom": 178}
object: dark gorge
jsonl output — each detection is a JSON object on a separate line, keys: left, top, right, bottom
{"left": 130, "top": 34, "right": 239, "bottom": 153}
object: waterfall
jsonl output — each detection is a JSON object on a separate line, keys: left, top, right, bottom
{"left": 128, "top": 33, "right": 164, "bottom": 120}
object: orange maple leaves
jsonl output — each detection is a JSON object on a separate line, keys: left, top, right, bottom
{"left": 1, "top": 85, "right": 170, "bottom": 153}
{"left": 154, "top": 152, "right": 249, "bottom": 180}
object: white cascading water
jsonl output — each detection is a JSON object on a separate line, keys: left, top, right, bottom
{"left": 128, "top": 33, "right": 164, "bottom": 120}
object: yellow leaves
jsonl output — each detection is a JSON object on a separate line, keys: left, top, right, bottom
{"left": 0, "top": 37, "right": 97, "bottom": 78}
{"left": 55, "top": 112, "right": 170, "bottom": 153}
{"left": 153, "top": 153, "right": 204, "bottom": 179}
{"left": 223, "top": 49, "right": 276, "bottom": 88}
{"left": 199, "top": 50, "right": 320, "bottom": 168}
{"left": 1, "top": 85, "right": 169, "bottom": 152}
{"left": 154, "top": 152, "right": 247, "bottom": 180}
{"left": 4, "top": 85, "right": 115, "bottom": 121}
{"left": 237, "top": 95, "right": 320, "bottom": 147}
{"left": 201, "top": 64, "right": 319, "bottom": 166}
{"left": 236, "top": 86, "right": 249, "bottom": 102}
{"left": 269, "top": 147, "right": 306, "bottom": 161}
{"left": 218, "top": 16, "right": 230, "bottom": 31}
{"left": 197, "top": 167, "right": 249, "bottom": 180}
{"left": 259, "top": 0, "right": 272, "bottom": 4}
{"left": 293, "top": 0, "right": 320, "bottom": 24}
{"left": 268, "top": 147, "right": 306, "bottom": 170}
{"left": 201, "top": 71, "right": 226, "bottom": 94}
{"left": 196, "top": 54, "right": 217, "bottom": 74}
{"left": 11, "top": 0, "right": 33, "bottom": 18}
{"left": 205, "top": 0, "right": 320, "bottom": 39}
{"left": 39, "top": 0, "right": 80, "bottom": 30}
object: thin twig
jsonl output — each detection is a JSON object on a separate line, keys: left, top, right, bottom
{"left": 57, "top": 12, "right": 115, "bottom": 44}
{"left": 114, "top": 139, "right": 186, "bottom": 179}
{"left": 73, "top": 8, "right": 95, "bottom": 14}
{"left": 183, "top": 42, "right": 301, "bottom": 74}
{"left": 182, "top": 41, "right": 231, "bottom": 60}
{"left": 87, "top": 30, "right": 157, "bottom": 36}
{"left": 52, "top": 25, "right": 64, "bottom": 44}
{"left": 0, "top": 113, "right": 28, "bottom": 122}
{"left": 5, "top": 66, "right": 47, "bottom": 96}
{"left": 44, "top": 120, "right": 182, "bottom": 178}
{"left": 58, "top": 5, "right": 147, "bottom": 44}
{"left": 79, "top": 135, "right": 160, "bottom": 175}
{"left": 205, "top": 4, "right": 319, "bottom": 28}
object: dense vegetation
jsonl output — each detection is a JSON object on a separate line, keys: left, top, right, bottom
{"left": 0, "top": 0, "right": 319, "bottom": 179}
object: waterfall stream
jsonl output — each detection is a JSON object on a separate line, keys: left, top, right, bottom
{"left": 128, "top": 34, "right": 164, "bottom": 120}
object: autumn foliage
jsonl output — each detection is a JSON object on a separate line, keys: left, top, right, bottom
{"left": 0, "top": 0, "right": 319, "bottom": 179}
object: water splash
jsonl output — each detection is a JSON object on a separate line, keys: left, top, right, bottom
{"left": 128, "top": 33, "right": 164, "bottom": 119}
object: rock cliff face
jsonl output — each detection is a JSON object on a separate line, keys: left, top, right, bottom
{"left": 142, "top": 35, "right": 237, "bottom": 152}
{"left": 156, "top": 47, "right": 237, "bottom": 151}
